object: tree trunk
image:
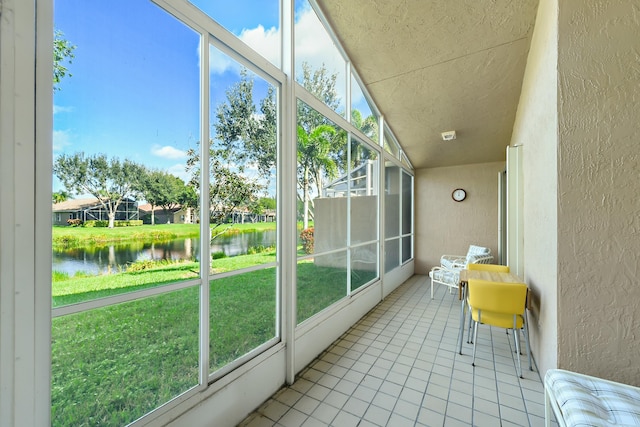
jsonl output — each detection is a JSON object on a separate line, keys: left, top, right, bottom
{"left": 315, "top": 170, "right": 323, "bottom": 198}
{"left": 303, "top": 168, "right": 310, "bottom": 229}
{"left": 108, "top": 212, "right": 116, "bottom": 229}
{"left": 151, "top": 204, "right": 155, "bottom": 225}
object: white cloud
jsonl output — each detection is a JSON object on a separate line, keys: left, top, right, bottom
{"left": 293, "top": 6, "right": 348, "bottom": 109}
{"left": 239, "top": 25, "right": 280, "bottom": 66}
{"left": 294, "top": 6, "right": 345, "bottom": 79}
{"left": 208, "top": 25, "right": 280, "bottom": 75}
{"left": 204, "top": 6, "right": 348, "bottom": 106}
{"left": 151, "top": 144, "right": 187, "bottom": 160}
{"left": 205, "top": 5, "right": 343, "bottom": 78}
{"left": 53, "top": 129, "right": 73, "bottom": 152}
{"left": 209, "top": 44, "right": 238, "bottom": 75}
{"left": 53, "top": 104, "right": 74, "bottom": 115}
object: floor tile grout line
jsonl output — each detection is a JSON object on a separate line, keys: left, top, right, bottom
{"left": 239, "top": 275, "right": 546, "bottom": 427}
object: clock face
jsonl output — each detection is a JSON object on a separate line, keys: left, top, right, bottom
{"left": 452, "top": 188, "right": 466, "bottom": 202}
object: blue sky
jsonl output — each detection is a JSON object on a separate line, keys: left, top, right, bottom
{"left": 54, "top": 0, "right": 201, "bottom": 186}
{"left": 53, "top": 0, "right": 372, "bottom": 196}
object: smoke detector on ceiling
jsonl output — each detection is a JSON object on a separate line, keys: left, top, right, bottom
{"left": 441, "top": 130, "right": 457, "bottom": 141}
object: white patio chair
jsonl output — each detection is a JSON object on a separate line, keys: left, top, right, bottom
{"left": 429, "top": 245, "right": 493, "bottom": 299}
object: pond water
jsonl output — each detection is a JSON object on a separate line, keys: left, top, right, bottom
{"left": 52, "top": 230, "right": 277, "bottom": 276}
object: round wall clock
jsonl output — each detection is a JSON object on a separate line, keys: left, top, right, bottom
{"left": 452, "top": 188, "right": 467, "bottom": 202}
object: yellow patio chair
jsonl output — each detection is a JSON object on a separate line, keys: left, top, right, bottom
{"left": 468, "top": 278, "right": 531, "bottom": 378}
{"left": 463, "top": 264, "right": 510, "bottom": 343}
{"left": 429, "top": 245, "right": 493, "bottom": 299}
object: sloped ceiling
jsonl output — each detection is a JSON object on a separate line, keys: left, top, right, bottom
{"left": 316, "top": 0, "right": 539, "bottom": 169}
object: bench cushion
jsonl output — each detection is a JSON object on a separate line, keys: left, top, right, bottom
{"left": 545, "top": 369, "right": 640, "bottom": 426}
{"left": 429, "top": 268, "right": 460, "bottom": 286}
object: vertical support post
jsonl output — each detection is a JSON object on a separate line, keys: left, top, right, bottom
{"left": 282, "top": 0, "right": 297, "bottom": 385}
{"left": 506, "top": 145, "right": 524, "bottom": 278}
{"left": 198, "top": 34, "right": 211, "bottom": 388}
{"left": 36, "top": 0, "right": 55, "bottom": 422}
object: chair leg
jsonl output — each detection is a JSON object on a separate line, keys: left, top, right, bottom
{"left": 430, "top": 277, "right": 434, "bottom": 299}
{"left": 544, "top": 386, "right": 553, "bottom": 427}
{"left": 513, "top": 316, "right": 523, "bottom": 378}
{"left": 471, "top": 320, "right": 479, "bottom": 367}
{"left": 524, "top": 311, "right": 533, "bottom": 371}
{"left": 466, "top": 298, "right": 474, "bottom": 343}
{"left": 458, "top": 297, "right": 466, "bottom": 355}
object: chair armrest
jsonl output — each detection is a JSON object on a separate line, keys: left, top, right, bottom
{"left": 440, "top": 254, "right": 467, "bottom": 270}
{"left": 430, "top": 265, "right": 454, "bottom": 273}
{"left": 441, "top": 254, "right": 466, "bottom": 261}
{"left": 468, "top": 254, "right": 494, "bottom": 265}
{"left": 429, "top": 266, "right": 461, "bottom": 285}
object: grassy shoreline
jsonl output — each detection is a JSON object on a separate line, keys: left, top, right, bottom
{"left": 50, "top": 249, "right": 356, "bottom": 426}
{"left": 49, "top": 223, "right": 341, "bottom": 425}
{"left": 52, "top": 222, "right": 279, "bottom": 248}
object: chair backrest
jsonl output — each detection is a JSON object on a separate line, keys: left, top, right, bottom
{"left": 465, "top": 245, "right": 491, "bottom": 265}
{"left": 467, "top": 245, "right": 491, "bottom": 256}
{"left": 468, "top": 279, "right": 527, "bottom": 316}
{"left": 468, "top": 263, "right": 510, "bottom": 273}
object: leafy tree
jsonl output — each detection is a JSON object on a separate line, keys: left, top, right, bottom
{"left": 185, "top": 69, "right": 273, "bottom": 232}
{"left": 52, "top": 190, "right": 70, "bottom": 204}
{"left": 295, "top": 63, "right": 346, "bottom": 223}
{"left": 53, "top": 30, "right": 76, "bottom": 91}
{"left": 297, "top": 124, "right": 337, "bottom": 229}
{"left": 244, "top": 197, "right": 277, "bottom": 223}
{"left": 178, "top": 185, "right": 198, "bottom": 214}
{"left": 186, "top": 146, "right": 264, "bottom": 234}
{"left": 212, "top": 62, "right": 349, "bottom": 227}
{"left": 258, "top": 197, "right": 276, "bottom": 211}
{"left": 53, "top": 153, "right": 145, "bottom": 228}
{"left": 351, "top": 109, "right": 379, "bottom": 144}
{"left": 139, "top": 170, "right": 191, "bottom": 225}
{"left": 214, "top": 69, "right": 276, "bottom": 180}
{"left": 298, "top": 61, "right": 341, "bottom": 121}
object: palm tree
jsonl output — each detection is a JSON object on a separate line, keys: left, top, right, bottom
{"left": 297, "top": 124, "right": 337, "bottom": 229}
{"left": 52, "top": 190, "right": 70, "bottom": 204}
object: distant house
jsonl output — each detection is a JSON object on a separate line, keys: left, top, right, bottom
{"left": 138, "top": 204, "right": 195, "bottom": 224}
{"left": 52, "top": 198, "right": 138, "bottom": 226}
{"left": 136, "top": 204, "right": 275, "bottom": 225}
{"left": 228, "top": 207, "right": 276, "bottom": 224}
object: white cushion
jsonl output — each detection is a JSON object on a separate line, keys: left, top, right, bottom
{"left": 466, "top": 246, "right": 491, "bottom": 265}
{"left": 545, "top": 369, "right": 640, "bottom": 426}
{"left": 429, "top": 268, "right": 460, "bottom": 285}
{"left": 440, "top": 257, "right": 463, "bottom": 270}
{"left": 467, "top": 245, "right": 490, "bottom": 256}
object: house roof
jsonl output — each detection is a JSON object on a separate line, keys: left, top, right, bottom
{"left": 137, "top": 204, "right": 184, "bottom": 214}
{"left": 52, "top": 197, "right": 137, "bottom": 212}
{"left": 52, "top": 198, "right": 102, "bottom": 212}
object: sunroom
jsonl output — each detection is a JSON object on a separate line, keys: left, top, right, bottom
{"left": 1, "top": 0, "right": 639, "bottom": 426}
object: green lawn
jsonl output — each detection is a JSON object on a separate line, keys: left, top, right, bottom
{"left": 50, "top": 247, "right": 371, "bottom": 426}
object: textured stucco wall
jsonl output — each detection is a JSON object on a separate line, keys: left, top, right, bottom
{"left": 557, "top": 1, "right": 640, "bottom": 385}
{"left": 511, "top": 0, "right": 558, "bottom": 377}
{"left": 415, "top": 162, "right": 504, "bottom": 274}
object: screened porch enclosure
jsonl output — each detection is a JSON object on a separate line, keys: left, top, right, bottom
{"left": 47, "top": 0, "right": 414, "bottom": 425}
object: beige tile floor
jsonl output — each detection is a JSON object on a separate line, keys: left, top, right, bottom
{"left": 239, "top": 275, "right": 555, "bottom": 427}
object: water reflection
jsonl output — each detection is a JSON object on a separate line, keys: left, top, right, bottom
{"left": 53, "top": 230, "right": 276, "bottom": 276}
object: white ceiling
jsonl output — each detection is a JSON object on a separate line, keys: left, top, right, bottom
{"left": 316, "top": 0, "right": 539, "bottom": 169}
